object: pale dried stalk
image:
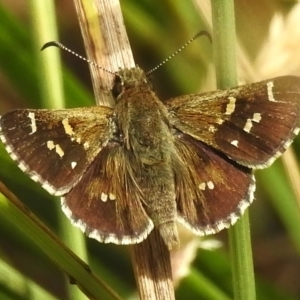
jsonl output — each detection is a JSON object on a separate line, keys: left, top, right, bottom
{"left": 131, "top": 229, "right": 175, "bottom": 300}
{"left": 73, "top": 0, "right": 134, "bottom": 106}
{"left": 72, "top": 0, "right": 175, "bottom": 299}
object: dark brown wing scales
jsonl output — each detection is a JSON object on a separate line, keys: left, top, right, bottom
{"left": 173, "top": 134, "right": 254, "bottom": 234}
{"left": 62, "top": 142, "right": 153, "bottom": 245}
{"left": 166, "top": 76, "right": 300, "bottom": 169}
{"left": 0, "top": 107, "right": 113, "bottom": 196}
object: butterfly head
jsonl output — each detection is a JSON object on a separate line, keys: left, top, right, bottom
{"left": 112, "top": 67, "right": 153, "bottom": 100}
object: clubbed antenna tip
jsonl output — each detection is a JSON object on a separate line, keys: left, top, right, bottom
{"left": 146, "top": 30, "right": 212, "bottom": 76}
{"left": 41, "top": 41, "right": 61, "bottom": 51}
{"left": 40, "top": 41, "right": 116, "bottom": 76}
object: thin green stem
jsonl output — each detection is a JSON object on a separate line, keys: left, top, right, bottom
{"left": 0, "top": 183, "right": 121, "bottom": 300}
{"left": 29, "top": 1, "right": 88, "bottom": 299}
{"left": 211, "top": 1, "right": 256, "bottom": 299}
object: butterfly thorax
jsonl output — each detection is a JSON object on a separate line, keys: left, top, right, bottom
{"left": 113, "top": 67, "right": 172, "bottom": 164}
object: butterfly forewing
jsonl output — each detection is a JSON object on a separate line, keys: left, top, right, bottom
{"left": 166, "top": 76, "right": 300, "bottom": 169}
{"left": 0, "top": 107, "right": 113, "bottom": 195}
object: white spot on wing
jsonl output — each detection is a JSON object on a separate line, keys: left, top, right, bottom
{"left": 47, "top": 140, "right": 64, "bottom": 157}
{"left": 207, "top": 181, "right": 214, "bottom": 190}
{"left": 199, "top": 182, "right": 206, "bottom": 190}
{"left": 225, "top": 97, "right": 236, "bottom": 115}
{"left": 244, "top": 119, "right": 253, "bottom": 133}
{"left": 5, "top": 144, "right": 14, "bottom": 154}
{"left": 228, "top": 213, "right": 239, "bottom": 225}
{"left": 177, "top": 175, "right": 256, "bottom": 236}
{"left": 109, "top": 193, "right": 116, "bottom": 200}
{"left": 71, "top": 162, "right": 77, "bottom": 169}
{"left": 47, "top": 140, "right": 55, "bottom": 150}
{"left": 267, "top": 81, "right": 276, "bottom": 102}
{"left": 28, "top": 112, "right": 37, "bottom": 134}
{"left": 10, "top": 152, "right": 18, "bottom": 161}
{"left": 208, "top": 125, "right": 216, "bottom": 133}
{"left": 101, "top": 192, "right": 108, "bottom": 202}
{"left": 18, "top": 162, "right": 27, "bottom": 172}
{"left": 293, "top": 127, "right": 300, "bottom": 135}
{"left": 55, "top": 144, "right": 64, "bottom": 157}
{"left": 253, "top": 113, "right": 262, "bottom": 123}
{"left": 41, "top": 181, "right": 59, "bottom": 195}
{"left": 216, "top": 118, "right": 224, "bottom": 125}
{"left": 244, "top": 113, "right": 262, "bottom": 133}
{"left": 231, "top": 140, "right": 238, "bottom": 147}
{"left": 62, "top": 118, "right": 74, "bottom": 136}
{"left": 30, "top": 174, "right": 40, "bottom": 182}
{"left": 0, "top": 132, "right": 7, "bottom": 143}
{"left": 199, "top": 181, "right": 214, "bottom": 190}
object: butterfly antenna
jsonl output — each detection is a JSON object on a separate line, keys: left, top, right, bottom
{"left": 146, "top": 30, "right": 212, "bottom": 76}
{"left": 41, "top": 41, "right": 116, "bottom": 76}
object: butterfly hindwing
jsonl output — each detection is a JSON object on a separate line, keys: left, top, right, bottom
{"left": 62, "top": 142, "right": 154, "bottom": 244}
{"left": 0, "top": 107, "right": 113, "bottom": 195}
{"left": 166, "top": 76, "right": 300, "bottom": 169}
{"left": 173, "top": 133, "right": 255, "bottom": 234}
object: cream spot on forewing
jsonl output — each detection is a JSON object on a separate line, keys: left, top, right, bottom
{"left": 225, "top": 97, "right": 236, "bottom": 115}
{"left": 71, "top": 162, "right": 77, "bottom": 169}
{"left": 267, "top": 81, "right": 276, "bottom": 102}
{"left": 83, "top": 142, "right": 89, "bottom": 149}
{"left": 244, "top": 113, "right": 262, "bottom": 133}
{"left": 207, "top": 181, "right": 214, "bottom": 190}
{"left": 208, "top": 125, "right": 216, "bottom": 133}
{"left": 47, "top": 140, "right": 64, "bottom": 157}
{"left": 62, "top": 118, "right": 74, "bottom": 136}
{"left": 231, "top": 140, "right": 238, "bottom": 147}
{"left": 28, "top": 112, "right": 37, "bottom": 134}
{"left": 101, "top": 192, "right": 108, "bottom": 202}
{"left": 55, "top": 144, "right": 64, "bottom": 157}
{"left": 47, "top": 140, "right": 55, "bottom": 150}
{"left": 216, "top": 118, "right": 224, "bottom": 125}
{"left": 199, "top": 182, "right": 206, "bottom": 190}
{"left": 253, "top": 113, "right": 262, "bottom": 123}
